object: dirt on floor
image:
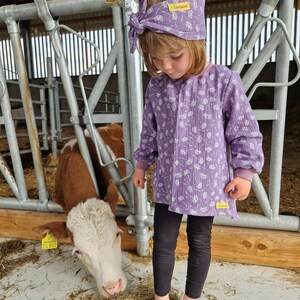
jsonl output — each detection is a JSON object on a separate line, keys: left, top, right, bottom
{"left": 0, "top": 237, "right": 299, "bottom": 300}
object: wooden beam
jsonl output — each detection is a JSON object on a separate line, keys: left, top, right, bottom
{"left": 0, "top": 209, "right": 136, "bottom": 251}
{"left": 176, "top": 223, "right": 300, "bottom": 269}
{"left": 0, "top": 209, "right": 67, "bottom": 241}
{"left": 0, "top": 209, "right": 299, "bottom": 269}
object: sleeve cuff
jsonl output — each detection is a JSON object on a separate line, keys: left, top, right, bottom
{"left": 136, "top": 161, "right": 150, "bottom": 171}
{"left": 234, "top": 168, "right": 256, "bottom": 182}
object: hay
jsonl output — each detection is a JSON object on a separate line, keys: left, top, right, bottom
{"left": 0, "top": 239, "right": 25, "bottom": 257}
{"left": 67, "top": 275, "right": 182, "bottom": 300}
{"left": 0, "top": 239, "right": 40, "bottom": 280}
{"left": 0, "top": 153, "right": 58, "bottom": 199}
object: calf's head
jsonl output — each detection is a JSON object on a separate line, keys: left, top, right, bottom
{"left": 67, "top": 198, "right": 127, "bottom": 297}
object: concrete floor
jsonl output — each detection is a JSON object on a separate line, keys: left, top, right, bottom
{"left": 0, "top": 237, "right": 299, "bottom": 300}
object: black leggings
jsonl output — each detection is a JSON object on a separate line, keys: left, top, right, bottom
{"left": 153, "top": 203, "right": 214, "bottom": 299}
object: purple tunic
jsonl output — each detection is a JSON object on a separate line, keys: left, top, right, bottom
{"left": 134, "top": 64, "right": 264, "bottom": 219}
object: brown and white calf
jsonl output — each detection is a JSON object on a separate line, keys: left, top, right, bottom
{"left": 55, "top": 123, "right": 126, "bottom": 214}
{"left": 34, "top": 124, "right": 128, "bottom": 297}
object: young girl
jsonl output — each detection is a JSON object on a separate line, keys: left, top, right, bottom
{"left": 128, "top": 1, "right": 264, "bottom": 299}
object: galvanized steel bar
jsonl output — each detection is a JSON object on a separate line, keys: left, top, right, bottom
{"left": 231, "top": 14, "right": 271, "bottom": 72}
{"left": 0, "top": 197, "right": 63, "bottom": 212}
{"left": 6, "top": 18, "right": 49, "bottom": 207}
{"left": 0, "top": 67, "right": 28, "bottom": 202}
{"left": 254, "top": 109, "right": 279, "bottom": 120}
{"left": 122, "top": 0, "right": 152, "bottom": 256}
{"left": 242, "top": 28, "right": 281, "bottom": 92}
{"left": 268, "top": 0, "right": 294, "bottom": 218}
{"left": 112, "top": 4, "right": 134, "bottom": 210}
{"left": 214, "top": 212, "right": 299, "bottom": 231}
{"left": 126, "top": 209, "right": 300, "bottom": 233}
{"left": 0, "top": 0, "right": 110, "bottom": 23}
{"left": 0, "top": 154, "right": 20, "bottom": 199}
{"left": 47, "top": 57, "right": 58, "bottom": 157}
{"left": 39, "top": 86, "right": 48, "bottom": 150}
{"left": 87, "top": 43, "right": 118, "bottom": 112}
{"left": 247, "top": 17, "right": 300, "bottom": 99}
{"left": 251, "top": 174, "right": 273, "bottom": 219}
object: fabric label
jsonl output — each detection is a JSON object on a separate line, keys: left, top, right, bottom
{"left": 216, "top": 202, "right": 229, "bottom": 209}
{"left": 168, "top": 2, "right": 190, "bottom": 12}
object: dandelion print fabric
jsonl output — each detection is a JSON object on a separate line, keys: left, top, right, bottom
{"left": 134, "top": 64, "right": 264, "bottom": 219}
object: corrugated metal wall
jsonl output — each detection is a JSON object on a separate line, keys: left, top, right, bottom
{"left": 0, "top": 1, "right": 299, "bottom": 80}
{"left": 206, "top": 0, "right": 299, "bottom": 65}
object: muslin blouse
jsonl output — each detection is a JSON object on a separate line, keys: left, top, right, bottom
{"left": 134, "top": 64, "right": 264, "bottom": 219}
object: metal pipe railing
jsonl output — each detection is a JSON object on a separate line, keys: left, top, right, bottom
{"left": 6, "top": 18, "right": 49, "bottom": 208}
{"left": 0, "top": 1, "right": 298, "bottom": 263}
{"left": 0, "top": 0, "right": 110, "bottom": 23}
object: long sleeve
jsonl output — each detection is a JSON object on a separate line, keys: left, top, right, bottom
{"left": 134, "top": 89, "right": 158, "bottom": 167}
{"left": 223, "top": 71, "right": 264, "bottom": 174}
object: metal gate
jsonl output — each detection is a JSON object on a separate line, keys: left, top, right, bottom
{"left": 0, "top": 0, "right": 299, "bottom": 258}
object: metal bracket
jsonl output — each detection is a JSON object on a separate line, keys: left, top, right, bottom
{"left": 34, "top": 0, "right": 56, "bottom": 31}
{"left": 248, "top": 17, "right": 300, "bottom": 100}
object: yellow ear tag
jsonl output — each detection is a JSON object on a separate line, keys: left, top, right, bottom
{"left": 42, "top": 232, "right": 58, "bottom": 250}
{"left": 106, "top": 0, "right": 118, "bottom": 4}
{"left": 216, "top": 202, "right": 229, "bottom": 209}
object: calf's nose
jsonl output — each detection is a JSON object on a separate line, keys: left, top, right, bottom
{"left": 102, "top": 279, "right": 123, "bottom": 296}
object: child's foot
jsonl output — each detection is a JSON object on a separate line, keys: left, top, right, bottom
{"left": 154, "top": 294, "right": 170, "bottom": 300}
{"left": 182, "top": 295, "right": 199, "bottom": 300}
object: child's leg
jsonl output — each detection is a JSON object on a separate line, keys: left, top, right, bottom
{"left": 152, "top": 203, "right": 183, "bottom": 298}
{"left": 185, "top": 216, "right": 214, "bottom": 299}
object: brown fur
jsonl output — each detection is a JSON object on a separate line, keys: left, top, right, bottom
{"left": 55, "top": 123, "right": 126, "bottom": 214}
{"left": 33, "top": 124, "right": 126, "bottom": 240}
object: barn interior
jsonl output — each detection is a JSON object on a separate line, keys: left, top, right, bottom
{"left": 0, "top": 0, "right": 299, "bottom": 299}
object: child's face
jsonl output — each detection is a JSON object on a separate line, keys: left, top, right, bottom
{"left": 151, "top": 47, "right": 191, "bottom": 80}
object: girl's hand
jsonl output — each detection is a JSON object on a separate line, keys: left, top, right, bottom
{"left": 132, "top": 169, "right": 146, "bottom": 189}
{"left": 224, "top": 177, "right": 251, "bottom": 200}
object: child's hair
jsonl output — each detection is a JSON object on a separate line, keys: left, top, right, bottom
{"left": 139, "top": 31, "right": 207, "bottom": 78}
{"left": 137, "top": 0, "right": 207, "bottom": 78}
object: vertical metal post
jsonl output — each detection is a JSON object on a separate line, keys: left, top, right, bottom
{"left": 0, "top": 59, "right": 27, "bottom": 201}
{"left": 47, "top": 57, "right": 58, "bottom": 157}
{"left": 122, "top": 0, "right": 152, "bottom": 256}
{"left": 112, "top": 4, "right": 134, "bottom": 210}
{"left": 39, "top": 86, "right": 49, "bottom": 150}
{"left": 268, "top": 0, "right": 294, "bottom": 218}
{"left": 5, "top": 18, "right": 49, "bottom": 206}
{"left": 20, "top": 20, "right": 33, "bottom": 80}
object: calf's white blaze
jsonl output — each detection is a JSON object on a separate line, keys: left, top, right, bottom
{"left": 67, "top": 198, "right": 127, "bottom": 297}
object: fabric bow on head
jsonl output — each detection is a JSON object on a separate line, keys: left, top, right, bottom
{"left": 128, "top": 0, "right": 206, "bottom": 53}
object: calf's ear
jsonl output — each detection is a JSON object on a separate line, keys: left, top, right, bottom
{"left": 32, "top": 222, "right": 71, "bottom": 243}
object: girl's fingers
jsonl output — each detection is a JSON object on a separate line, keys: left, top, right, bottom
{"left": 224, "top": 181, "right": 236, "bottom": 193}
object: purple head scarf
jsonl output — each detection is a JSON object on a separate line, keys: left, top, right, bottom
{"left": 128, "top": 0, "right": 206, "bottom": 53}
